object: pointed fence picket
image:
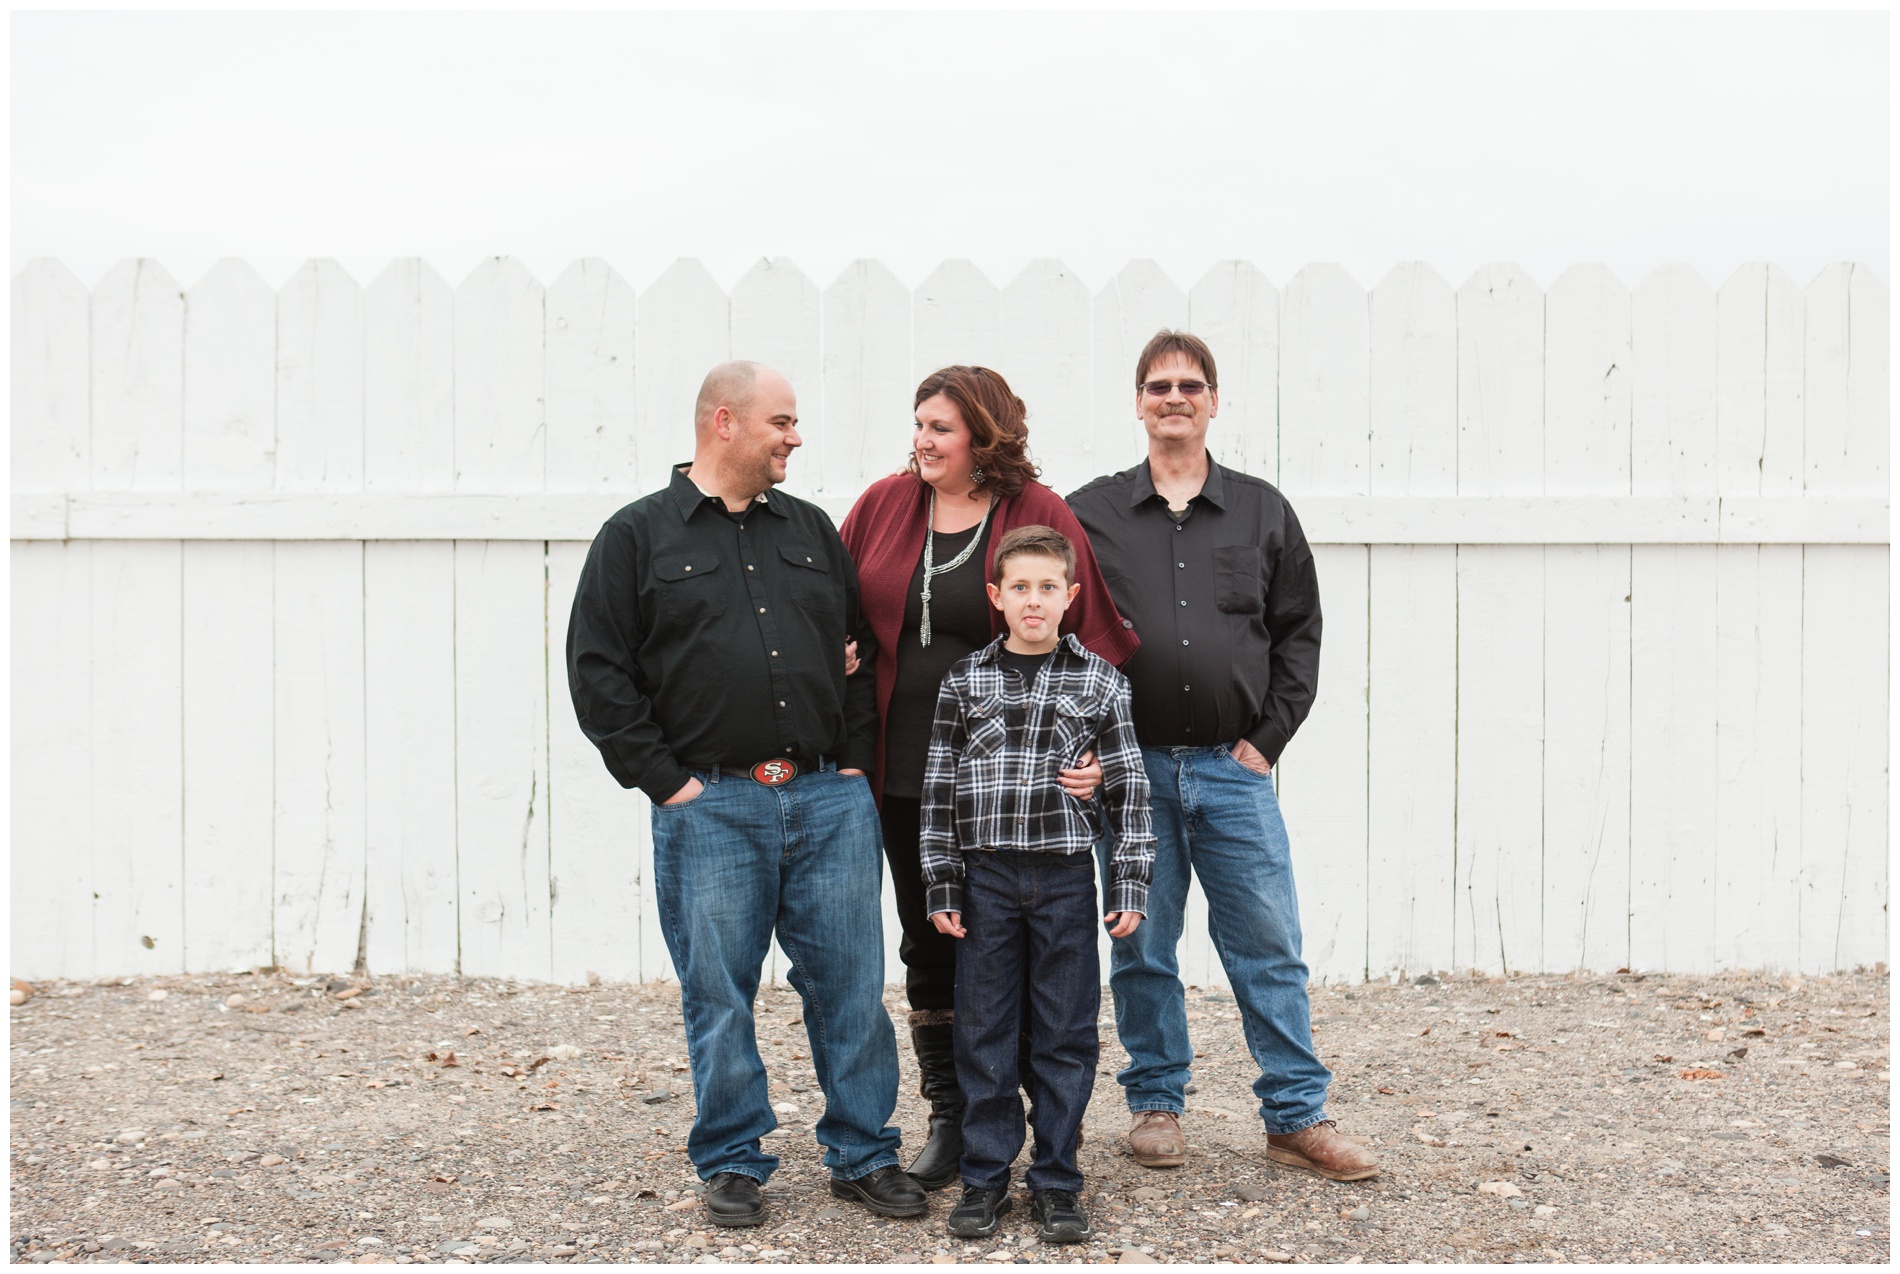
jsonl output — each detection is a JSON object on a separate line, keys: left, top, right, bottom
{"left": 1630, "top": 267, "right": 1722, "bottom": 973}
{"left": 1001, "top": 260, "right": 1093, "bottom": 498}
{"left": 1276, "top": 264, "right": 1371, "bottom": 983}
{"left": 1542, "top": 264, "right": 1634, "bottom": 973}
{"left": 362, "top": 260, "right": 459, "bottom": 975}
{"left": 1367, "top": 262, "right": 1457, "bottom": 979}
{"left": 1454, "top": 264, "right": 1546, "bottom": 977}
{"left": 6, "top": 257, "right": 1888, "bottom": 986}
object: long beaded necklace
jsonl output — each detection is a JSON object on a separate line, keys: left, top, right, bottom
{"left": 920, "top": 489, "right": 998, "bottom": 647}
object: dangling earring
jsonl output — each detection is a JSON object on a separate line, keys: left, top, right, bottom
{"left": 970, "top": 467, "right": 986, "bottom": 485}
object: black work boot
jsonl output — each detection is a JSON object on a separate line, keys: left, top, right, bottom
{"left": 704, "top": 1172, "right": 766, "bottom": 1227}
{"left": 906, "top": 1016, "right": 965, "bottom": 1190}
{"left": 829, "top": 1165, "right": 928, "bottom": 1217}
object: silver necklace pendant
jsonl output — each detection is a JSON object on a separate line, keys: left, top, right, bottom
{"left": 920, "top": 490, "right": 997, "bottom": 647}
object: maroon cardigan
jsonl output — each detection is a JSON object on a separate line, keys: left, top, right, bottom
{"left": 839, "top": 471, "right": 1140, "bottom": 803}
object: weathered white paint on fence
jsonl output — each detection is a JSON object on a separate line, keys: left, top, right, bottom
{"left": 1001, "top": 260, "right": 1093, "bottom": 499}
{"left": 1189, "top": 261, "right": 1278, "bottom": 484}
{"left": 1799, "top": 264, "right": 1890, "bottom": 975}
{"left": 1276, "top": 264, "right": 1371, "bottom": 981}
{"left": 1629, "top": 267, "right": 1722, "bottom": 972}
{"left": 1542, "top": 264, "right": 1633, "bottom": 973}
{"left": 1366, "top": 263, "right": 1456, "bottom": 979}
{"left": 1711, "top": 264, "right": 1804, "bottom": 972}
{"left": 1455, "top": 265, "right": 1546, "bottom": 976}
{"left": 8, "top": 257, "right": 1889, "bottom": 986}
{"left": 821, "top": 261, "right": 910, "bottom": 498}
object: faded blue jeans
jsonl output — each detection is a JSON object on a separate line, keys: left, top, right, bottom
{"left": 1095, "top": 745, "right": 1331, "bottom": 1135}
{"left": 650, "top": 763, "right": 903, "bottom": 1183}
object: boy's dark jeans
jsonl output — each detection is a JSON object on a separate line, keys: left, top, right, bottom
{"left": 954, "top": 850, "right": 1100, "bottom": 1194}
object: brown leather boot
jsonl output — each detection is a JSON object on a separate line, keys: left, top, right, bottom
{"left": 1127, "top": 1110, "right": 1187, "bottom": 1168}
{"left": 1265, "top": 1119, "right": 1380, "bottom": 1181}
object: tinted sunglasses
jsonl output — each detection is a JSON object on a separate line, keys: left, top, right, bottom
{"left": 1140, "top": 379, "right": 1210, "bottom": 397}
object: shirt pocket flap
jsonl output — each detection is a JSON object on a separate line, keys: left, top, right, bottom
{"left": 778, "top": 544, "right": 828, "bottom": 573}
{"left": 653, "top": 554, "right": 720, "bottom": 582}
{"left": 965, "top": 695, "right": 1006, "bottom": 721}
{"left": 1055, "top": 694, "right": 1094, "bottom": 721}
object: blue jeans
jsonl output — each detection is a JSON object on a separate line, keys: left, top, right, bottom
{"left": 1095, "top": 745, "right": 1331, "bottom": 1136}
{"left": 650, "top": 763, "right": 902, "bottom": 1183}
{"left": 954, "top": 851, "right": 1100, "bottom": 1194}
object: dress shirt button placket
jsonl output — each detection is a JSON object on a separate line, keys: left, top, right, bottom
{"left": 739, "top": 525, "right": 800, "bottom": 756}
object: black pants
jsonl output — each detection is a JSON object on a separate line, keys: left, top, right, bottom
{"left": 879, "top": 796, "right": 960, "bottom": 1014}
{"left": 954, "top": 851, "right": 1100, "bottom": 1193}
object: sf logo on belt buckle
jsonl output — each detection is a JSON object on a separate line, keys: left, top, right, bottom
{"left": 750, "top": 759, "right": 799, "bottom": 786}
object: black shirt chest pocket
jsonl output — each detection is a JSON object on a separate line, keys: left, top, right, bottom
{"left": 653, "top": 553, "right": 728, "bottom": 624}
{"left": 778, "top": 544, "right": 834, "bottom": 613}
{"left": 1214, "top": 544, "right": 1266, "bottom": 615}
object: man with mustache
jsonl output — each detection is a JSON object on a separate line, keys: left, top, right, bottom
{"left": 1067, "top": 331, "right": 1379, "bottom": 1183}
{"left": 568, "top": 361, "right": 926, "bottom": 1227}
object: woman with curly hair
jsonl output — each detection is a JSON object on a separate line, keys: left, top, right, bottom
{"left": 839, "top": 365, "right": 1137, "bottom": 1189}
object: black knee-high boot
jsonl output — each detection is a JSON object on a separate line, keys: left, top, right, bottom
{"left": 906, "top": 1013, "right": 964, "bottom": 1190}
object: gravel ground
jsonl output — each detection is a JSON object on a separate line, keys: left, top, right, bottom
{"left": 8, "top": 969, "right": 1888, "bottom": 1264}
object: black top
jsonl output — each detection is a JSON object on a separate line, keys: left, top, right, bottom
{"left": 1066, "top": 455, "right": 1321, "bottom": 765}
{"left": 997, "top": 647, "right": 1054, "bottom": 686}
{"left": 567, "top": 465, "right": 880, "bottom": 803}
{"left": 883, "top": 522, "right": 994, "bottom": 799}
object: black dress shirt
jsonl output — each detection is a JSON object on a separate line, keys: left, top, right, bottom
{"left": 567, "top": 466, "right": 879, "bottom": 803}
{"left": 1066, "top": 455, "right": 1321, "bottom": 765}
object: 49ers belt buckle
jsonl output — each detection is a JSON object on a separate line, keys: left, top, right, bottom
{"left": 749, "top": 758, "right": 800, "bottom": 786}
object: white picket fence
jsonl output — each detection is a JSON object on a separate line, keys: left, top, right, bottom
{"left": 9, "top": 256, "right": 1889, "bottom": 986}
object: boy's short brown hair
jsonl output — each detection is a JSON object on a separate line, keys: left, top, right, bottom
{"left": 1135, "top": 329, "right": 1218, "bottom": 389}
{"left": 991, "top": 525, "right": 1075, "bottom": 585}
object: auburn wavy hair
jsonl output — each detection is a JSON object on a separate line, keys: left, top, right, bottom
{"left": 908, "top": 365, "right": 1041, "bottom": 499}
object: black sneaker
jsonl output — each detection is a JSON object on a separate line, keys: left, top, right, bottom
{"left": 704, "top": 1172, "right": 766, "bottom": 1227}
{"left": 946, "top": 1184, "right": 1013, "bottom": 1238}
{"left": 1032, "top": 1188, "right": 1093, "bottom": 1243}
{"left": 829, "top": 1164, "right": 928, "bottom": 1218}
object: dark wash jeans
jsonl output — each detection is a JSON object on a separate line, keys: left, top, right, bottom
{"left": 953, "top": 850, "right": 1100, "bottom": 1194}
{"left": 650, "top": 763, "right": 902, "bottom": 1183}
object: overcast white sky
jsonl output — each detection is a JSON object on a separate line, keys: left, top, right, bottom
{"left": 10, "top": 9, "right": 1890, "bottom": 295}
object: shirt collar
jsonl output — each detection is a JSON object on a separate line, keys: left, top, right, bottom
{"left": 974, "top": 631, "right": 1090, "bottom": 665}
{"left": 1129, "top": 452, "right": 1227, "bottom": 511}
{"left": 668, "top": 464, "right": 784, "bottom": 521}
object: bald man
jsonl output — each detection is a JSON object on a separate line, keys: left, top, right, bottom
{"left": 568, "top": 362, "right": 925, "bottom": 1226}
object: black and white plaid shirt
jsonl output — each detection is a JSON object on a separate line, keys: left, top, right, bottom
{"left": 920, "top": 633, "right": 1155, "bottom": 919}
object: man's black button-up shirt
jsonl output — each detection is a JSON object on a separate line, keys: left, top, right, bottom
{"left": 1066, "top": 456, "right": 1321, "bottom": 765}
{"left": 567, "top": 465, "right": 880, "bottom": 803}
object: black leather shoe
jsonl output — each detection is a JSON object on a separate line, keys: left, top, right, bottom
{"left": 830, "top": 1164, "right": 928, "bottom": 1218}
{"left": 704, "top": 1172, "right": 766, "bottom": 1227}
{"left": 946, "top": 1184, "right": 1013, "bottom": 1238}
{"left": 1032, "top": 1188, "right": 1092, "bottom": 1243}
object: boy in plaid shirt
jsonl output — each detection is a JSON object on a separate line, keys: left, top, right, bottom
{"left": 920, "top": 525, "right": 1154, "bottom": 1243}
